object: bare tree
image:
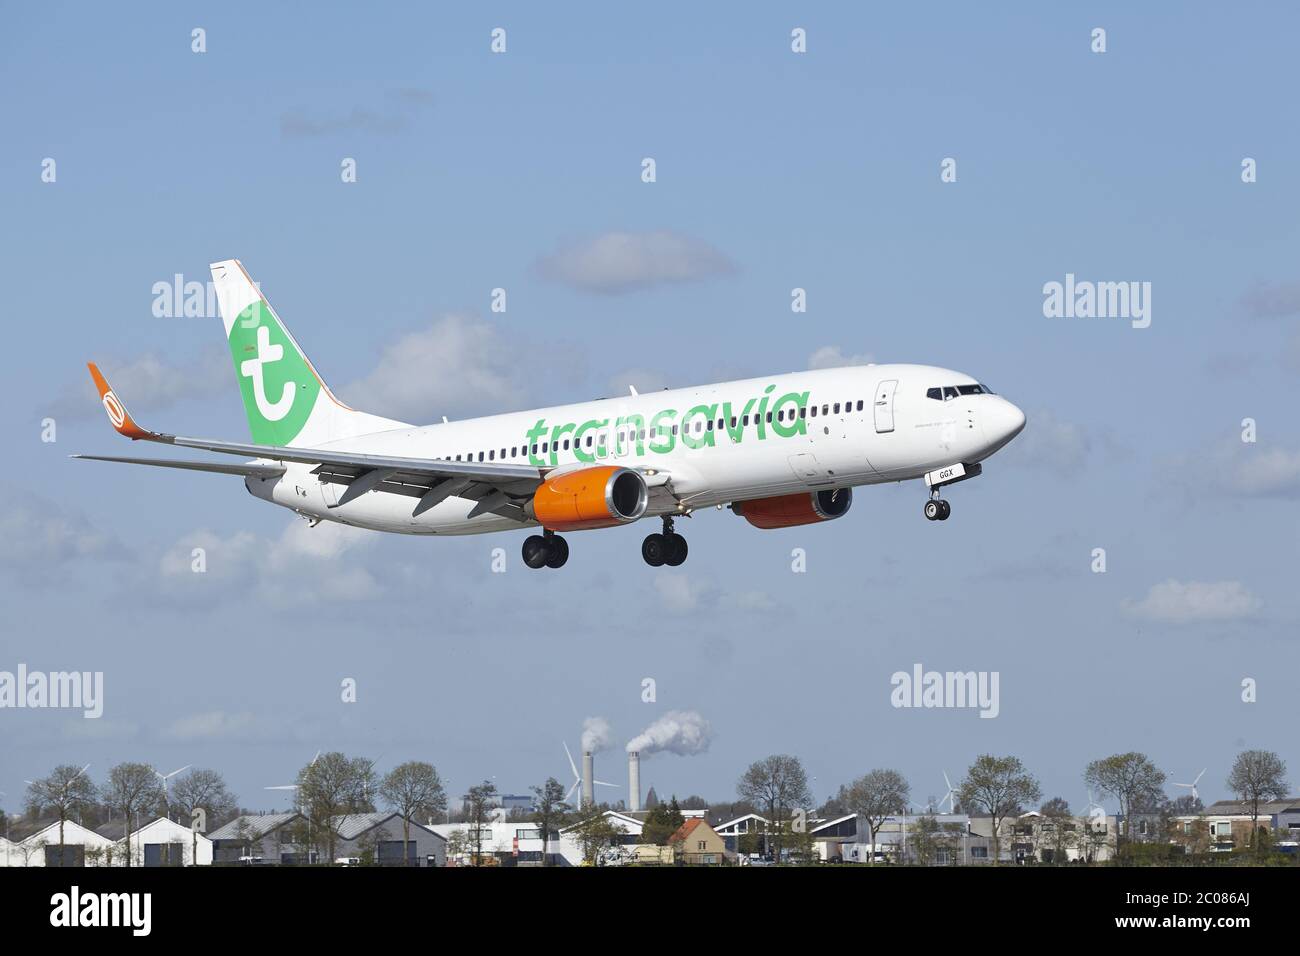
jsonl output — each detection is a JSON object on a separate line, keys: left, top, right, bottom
{"left": 1226, "top": 749, "right": 1288, "bottom": 855}
{"left": 839, "top": 769, "right": 910, "bottom": 865}
{"left": 530, "top": 777, "right": 570, "bottom": 866}
{"left": 1084, "top": 752, "right": 1166, "bottom": 841}
{"left": 170, "top": 768, "right": 237, "bottom": 867}
{"left": 462, "top": 780, "right": 498, "bottom": 866}
{"left": 24, "top": 764, "right": 95, "bottom": 867}
{"left": 736, "top": 754, "right": 812, "bottom": 864}
{"left": 958, "top": 754, "right": 1041, "bottom": 863}
{"left": 379, "top": 761, "right": 447, "bottom": 866}
{"left": 295, "top": 752, "right": 376, "bottom": 863}
{"left": 102, "top": 763, "right": 165, "bottom": 868}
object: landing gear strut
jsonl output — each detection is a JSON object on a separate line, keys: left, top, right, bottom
{"left": 642, "top": 515, "right": 688, "bottom": 567}
{"left": 923, "top": 490, "right": 951, "bottom": 522}
{"left": 523, "top": 530, "right": 569, "bottom": 569}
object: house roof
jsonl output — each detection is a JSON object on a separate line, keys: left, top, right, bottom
{"left": 1203, "top": 798, "right": 1300, "bottom": 817}
{"left": 667, "top": 818, "right": 712, "bottom": 844}
{"left": 9, "top": 818, "right": 113, "bottom": 846}
{"left": 208, "top": 813, "right": 301, "bottom": 842}
{"left": 714, "top": 812, "right": 770, "bottom": 831}
{"left": 331, "top": 812, "right": 445, "bottom": 842}
{"left": 95, "top": 820, "right": 130, "bottom": 841}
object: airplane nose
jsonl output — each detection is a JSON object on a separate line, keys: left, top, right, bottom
{"left": 983, "top": 398, "right": 1026, "bottom": 448}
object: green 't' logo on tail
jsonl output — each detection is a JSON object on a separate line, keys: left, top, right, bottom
{"left": 228, "top": 301, "right": 319, "bottom": 445}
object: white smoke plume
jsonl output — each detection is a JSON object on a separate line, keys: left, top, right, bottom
{"left": 626, "top": 710, "right": 713, "bottom": 756}
{"left": 581, "top": 716, "right": 613, "bottom": 753}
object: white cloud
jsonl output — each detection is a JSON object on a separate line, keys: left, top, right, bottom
{"left": 162, "top": 710, "right": 259, "bottom": 741}
{"left": 49, "top": 348, "right": 229, "bottom": 420}
{"left": 536, "top": 230, "right": 736, "bottom": 294}
{"left": 159, "top": 519, "right": 381, "bottom": 607}
{"left": 1218, "top": 447, "right": 1300, "bottom": 498}
{"left": 1124, "top": 579, "right": 1262, "bottom": 623}
{"left": 653, "top": 572, "right": 704, "bottom": 613}
{"left": 999, "top": 410, "right": 1099, "bottom": 476}
{"left": 340, "top": 312, "right": 532, "bottom": 421}
{"left": 607, "top": 368, "right": 669, "bottom": 396}
{"left": 0, "top": 491, "right": 120, "bottom": 572}
{"left": 808, "top": 345, "right": 873, "bottom": 369}
{"left": 651, "top": 572, "right": 776, "bottom": 615}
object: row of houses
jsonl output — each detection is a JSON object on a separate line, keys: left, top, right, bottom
{"left": 0, "top": 812, "right": 448, "bottom": 868}
{"left": 7, "top": 797, "right": 1296, "bottom": 867}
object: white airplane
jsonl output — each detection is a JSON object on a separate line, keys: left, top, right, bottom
{"left": 78, "top": 259, "right": 1026, "bottom": 569}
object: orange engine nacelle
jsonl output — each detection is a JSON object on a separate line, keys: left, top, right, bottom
{"left": 733, "top": 488, "right": 853, "bottom": 529}
{"left": 529, "top": 466, "right": 649, "bottom": 532}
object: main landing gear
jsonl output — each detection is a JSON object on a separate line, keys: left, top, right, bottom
{"left": 923, "top": 492, "right": 951, "bottom": 522}
{"left": 642, "top": 515, "right": 689, "bottom": 567}
{"left": 522, "top": 530, "right": 569, "bottom": 569}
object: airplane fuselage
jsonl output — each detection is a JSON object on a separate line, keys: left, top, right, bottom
{"left": 247, "top": 364, "right": 1025, "bottom": 535}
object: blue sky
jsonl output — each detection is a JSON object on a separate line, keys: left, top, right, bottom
{"left": 1, "top": 2, "right": 1297, "bottom": 815}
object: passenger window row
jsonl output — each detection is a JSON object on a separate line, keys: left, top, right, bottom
{"left": 434, "top": 397, "right": 871, "bottom": 463}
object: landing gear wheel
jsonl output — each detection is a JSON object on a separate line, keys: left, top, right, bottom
{"left": 936, "top": 499, "right": 951, "bottom": 521}
{"left": 522, "top": 535, "right": 549, "bottom": 569}
{"left": 924, "top": 500, "right": 941, "bottom": 521}
{"left": 663, "top": 533, "right": 688, "bottom": 566}
{"left": 642, "top": 533, "right": 667, "bottom": 567}
{"left": 544, "top": 534, "right": 569, "bottom": 568}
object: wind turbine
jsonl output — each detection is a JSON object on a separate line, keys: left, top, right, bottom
{"left": 1173, "top": 768, "right": 1206, "bottom": 802}
{"left": 562, "top": 741, "right": 617, "bottom": 803}
{"left": 264, "top": 751, "right": 322, "bottom": 799}
{"left": 152, "top": 765, "right": 191, "bottom": 807}
{"left": 1085, "top": 789, "right": 1106, "bottom": 822}
{"left": 941, "top": 771, "right": 958, "bottom": 814}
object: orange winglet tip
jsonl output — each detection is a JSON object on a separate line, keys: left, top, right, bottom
{"left": 87, "top": 361, "right": 151, "bottom": 440}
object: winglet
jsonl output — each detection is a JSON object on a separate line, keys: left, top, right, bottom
{"left": 87, "top": 362, "right": 154, "bottom": 440}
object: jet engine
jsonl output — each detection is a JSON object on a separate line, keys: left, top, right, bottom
{"left": 733, "top": 487, "right": 853, "bottom": 529}
{"left": 528, "top": 466, "right": 649, "bottom": 532}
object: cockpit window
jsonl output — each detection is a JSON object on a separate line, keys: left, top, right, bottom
{"left": 929, "top": 383, "right": 995, "bottom": 400}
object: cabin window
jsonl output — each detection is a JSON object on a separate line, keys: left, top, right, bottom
{"left": 489, "top": 450, "right": 495, "bottom": 460}
{"left": 833, "top": 403, "right": 841, "bottom": 414}
{"left": 586, "top": 435, "right": 593, "bottom": 447}
{"left": 478, "top": 452, "right": 484, "bottom": 461}
{"left": 810, "top": 406, "right": 818, "bottom": 418}
{"left": 857, "top": 400, "right": 864, "bottom": 411}
{"left": 799, "top": 407, "right": 807, "bottom": 419}
{"left": 766, "top": 412, "right": 773, "bottom": 423}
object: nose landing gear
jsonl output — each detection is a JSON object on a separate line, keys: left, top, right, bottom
{"left": 523, "top": 529, "right": 569, "bottom": 569}
{"left": 642, "top": 515, "right": 689, "bottom": 567}
{"left": 924, "top": 493, "right": 951, "bottom": 521}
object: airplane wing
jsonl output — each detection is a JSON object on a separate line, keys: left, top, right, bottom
{"left": 79, "top": 362, "right": 544, "bottom": 520}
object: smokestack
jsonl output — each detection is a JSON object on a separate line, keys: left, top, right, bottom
{"left": 582, "top": 752, "right": 594, "bottom": 807}
{"left": 628, "top": 751, "right": 641, "bottom": 812}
